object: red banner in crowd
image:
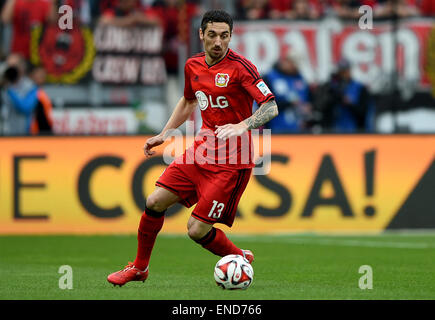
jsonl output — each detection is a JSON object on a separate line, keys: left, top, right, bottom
{"left": 231, "top": 18, "right": 435, "bottom": 92}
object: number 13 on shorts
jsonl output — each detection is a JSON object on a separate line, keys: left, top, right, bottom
{"left": 208, "top": 200, "right": 225, "bottom": 219}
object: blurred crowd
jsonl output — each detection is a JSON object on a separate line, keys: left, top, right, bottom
{"left": 236, "top": 0, "right": 434, "bottom": 20}
{"left": 0, "top": 0, "right": 433, "bottom": 135}
{"left": 1, "top": 0, "right": 433, "bottom": 59}
{"left": 262, "top": 52, "right": 375, "bottom": 133}
{"left": 0, "top": 0, "right": 202, "bottom": 73}
{"left": 1, "top": 52, "right": 53, "bottom": 135}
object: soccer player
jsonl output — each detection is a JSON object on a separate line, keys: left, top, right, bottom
{"left": 107, "top": 9, "right": 278, "bottom": 286}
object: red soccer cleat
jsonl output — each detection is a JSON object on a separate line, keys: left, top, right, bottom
{"left": 242, "top": 249, "right": 254, "bottom": 264}
{"left": 107, "top": 262, "right": 149, "bottom": 287}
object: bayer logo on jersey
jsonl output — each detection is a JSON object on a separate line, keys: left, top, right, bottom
{"left": 195, "top": 90, "right": 229, "bottom": 110}
{"left": 195, "top": 91, "right": 209, "bottom": 110}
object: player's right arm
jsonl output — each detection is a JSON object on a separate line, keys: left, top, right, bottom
{"left": 143, "top": 96, "right": 197, "bottom": 156}
{"left": 1, "top": 0, "right": 16, "bottom": 24}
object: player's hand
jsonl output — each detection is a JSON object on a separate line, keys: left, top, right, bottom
{"left": 214, "top": 122, "right": 248, "bottom": 140}
{"left": 143, "top": 134, "right": 165, "bottom": 157}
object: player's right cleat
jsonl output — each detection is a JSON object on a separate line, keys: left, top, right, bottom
{"left": 242, "top": 249, "right": 254, "bottom": 264}
{"left": 107, "top": 262, "right": 149, "bottom": 286}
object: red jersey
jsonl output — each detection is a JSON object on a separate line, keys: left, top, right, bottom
{"left": 11, "top": 0, "right": 52, "bottom": 58}
{"left": 183, "top": 48, "right": 275, "bottom": 170}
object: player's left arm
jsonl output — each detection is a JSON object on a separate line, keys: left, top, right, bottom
{"left": 244, "top": 99, "right": 279, "bottom": 130}
{"left": 215, "top": 99, "right": 278, "bottom": 140}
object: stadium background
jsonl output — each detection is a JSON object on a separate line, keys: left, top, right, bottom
{"left": 1, "top": 0, "right": 434, "bottom": 235}
{"left": 0, "top": 0, "right": 435, "bottom": 302}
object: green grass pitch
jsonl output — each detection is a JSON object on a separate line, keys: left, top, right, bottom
{"left": 1, "top": 233, "right": 434, "bottom": 300}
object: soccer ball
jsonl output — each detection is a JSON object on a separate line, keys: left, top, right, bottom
{"left": 214, "top": 254, "right": 254, "bottom": 290}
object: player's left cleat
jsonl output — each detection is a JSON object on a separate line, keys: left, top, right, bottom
{"left": 107, "top": 262, "right": 149, "bottom": 287}
{"left": 242, "top": 249, "right": 254, "bottom": 264}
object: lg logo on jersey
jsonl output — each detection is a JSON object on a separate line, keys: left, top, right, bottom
{"left": 195, "top": 91, "right": 229, "bottom": 111}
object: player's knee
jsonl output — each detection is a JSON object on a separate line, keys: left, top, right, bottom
{"left": 187, "top": 224, "right": 207, "bottom": 241}
{"left": 146, "top": 194, "right": 165, "bottom": 212}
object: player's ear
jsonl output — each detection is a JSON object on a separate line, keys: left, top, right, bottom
{"left": 199, "top": 27, "right": 204, "bottom": 41}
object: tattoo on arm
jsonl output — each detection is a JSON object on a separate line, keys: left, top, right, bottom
{"left": 244, "top": 100, "right": 278, "bottom": 130}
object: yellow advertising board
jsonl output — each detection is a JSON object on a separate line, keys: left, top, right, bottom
{"left": 0, "top": 135, "right": 434, "bottom": 234}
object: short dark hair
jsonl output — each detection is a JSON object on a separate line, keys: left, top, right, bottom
{"left": 201, "top": 10, "right": 233, "bottom": 34}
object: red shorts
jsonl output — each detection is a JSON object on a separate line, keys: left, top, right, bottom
{"left": 156, "top": 161, "right": 251, "bottom": 227}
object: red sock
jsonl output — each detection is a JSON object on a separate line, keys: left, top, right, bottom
{"left": 195, "top": 227, "right": 243, "bottom": 257}
{"left": 133, "top": 208, "right": 164, "bottom": 271}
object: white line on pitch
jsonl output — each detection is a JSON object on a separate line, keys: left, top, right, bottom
{"left": 231, "top": 236, "right": 432, "bottom": 249}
